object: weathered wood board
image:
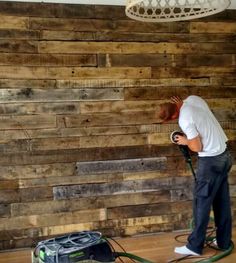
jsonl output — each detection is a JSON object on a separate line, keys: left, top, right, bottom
{"left": 0, "top": 1, "right": 235, "bottom": 251}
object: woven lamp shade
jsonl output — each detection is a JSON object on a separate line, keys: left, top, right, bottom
{"left": 125, "top": 0, "right": 231, "bottom": 22}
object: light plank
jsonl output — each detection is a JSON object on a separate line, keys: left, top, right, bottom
{"left": 0, "top": 102, "right": 81, "bottom": 115}
{"left": 0, "top": 163, "right": 75, "bottom": 180}
{"left": 0, "top": 88, "right": 123, "bottom": 102}
{"left": 39, "top": 41, "right": 236, "bottom": 54}
{"left": 80, "top": 134, "right": 147, "bottom": 148}
{"left": 0, "top": 209, "right": 107, "bottom": 230}
{"left": 56, "top": 78, "right": 210, "bottom": 89}
{"left": 65, "top": 112, "right": 157, "bottom": 127}
{"left": 0, "top": 66, "right": 151, "bottom": 79}
{"left": 0, "top": 15, "right": 29, "bottom": 29}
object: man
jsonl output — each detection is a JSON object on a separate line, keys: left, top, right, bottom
{"left": 159, "top": 95, "right": 232, "bottom": 255}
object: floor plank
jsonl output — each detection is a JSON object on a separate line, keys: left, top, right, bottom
{"left": 0, "top": 229, "right": 235, "bottom": 262}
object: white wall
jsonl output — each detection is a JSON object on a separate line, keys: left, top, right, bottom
{"left": 1, "top": 0, "right": 236, "bottom": 9}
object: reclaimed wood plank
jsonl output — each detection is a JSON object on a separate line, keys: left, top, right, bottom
{"left": 211, "top": 77, "right": 236, "bottom": 86}
{"left": 0, "top": 3, "right": 126, "bottom": 19}
{"left": 0, "top": 76, "right": 212, "bottom": 89}
{"left": 0, "top": 204, "right": 10, "bottom": 218}
{"left": 107, "top": 201, "right": 192, "bottom": 219}
{"left": 0, "top": 40, "right": 38, "bottom": 53}
{"left": 100, "top": 54, "right": 234, "bottom": 67}
{"left": 30, "top": 17, "right": 188, "bottom": 32}
{"left": 19, "top": 173, "right": 124, "bottom": 188}
{"left": 0, "top": 115, "right": 56, "bottom": 130}
{"left": 11, "top": 190, "right": 172, "bottom": 216}
{"left": 0, "top": 138, "right": 78, "bottom": 153}
{"left": 79, "top": 99, "right": 236, "bottom": 114}
{"left": 53, "top": 177, "right": 190, "bottom": 200}
{"left": 79, "top": 100, "right": 161, "bottom": 114}
{"left": 80, "top": 134, "right": 147, "bottom": 148}
{"left": 76, "top": 157, "right": 167, "bottom": 175}
{"left": 19, "top": 170, "right": 193, "bottom": 189}
{"left": 98, "top": 54, "right": 171, "bottom": 67}
{"left": 0, "top": 163, "right": 75, "bottom": 180}
{"left": 190, "top": 22, "right": 236, "bottom": 33}
{"left": 0, "top": 102, "right": 81, "bottom": 115}
{"left": 0, "top": 53, "right": 97, "bottom": 66}
{"left": 0, "top": 15, "right": 29, "bottom": 29}
{"left": 19, "top": 187, "right": 53, "bottom": 202}
{"left": 0, "top": 66, "right": 151, "bottom": 79}
{"left": 0, "top": 180, "right": 18, "bottom": 190}
{"left": 124, "top": 86, "right": 236, "bottom": 100}
{"left": 0, "top": 145, "right": 175, "bottom": 165}
{"left": 148, "top": 133, "right": 172, "bottom": 145}
{"left": 173, "top": 54, "right": 234, "bottom": 67}
{"left": 41, "top": 30, "right": 236, "bottom": 43}
{"left": 0, "top": 88, "right": 123, "bottom": 102}
{"left": 0, "top": 79, "right": 56, "bottom": 89}
{"left": 0, "top": 29, "right": 39, "bottom": 39}
{"left": 30, "top": 137, "right": 81, "bottom": 151}
{"left": 151, "top": 66, "right": 236, "bottom": 78}
{"left": 0, "top": 125, "right": 140, "bottom": 142}
{"left": 0, "top": 208, "right": 106, "bottom": 230}
{"left": 65, "top": 112, "right": 157, "bottom": 128}
{"left": 0, "top": 190, "right": 20, "bottom": 204}
{"left": 0, "top": 121, "right": 201, "bottom": 142}
{"left": 39, "top": 41, "right": 236, "bottom": 54}
{"left": 56, "top": 78, "right": 210, "bottom": 89}
{"left": 2, "top": 121, "right": 232, "bottom": 144}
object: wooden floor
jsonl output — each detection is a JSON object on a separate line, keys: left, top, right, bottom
{"left": 0, "top": 229, "right": 235, "bottom": 263}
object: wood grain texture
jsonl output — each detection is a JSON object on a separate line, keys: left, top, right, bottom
{"left": 0, "top": 1, "right": 235, "bottom": 250}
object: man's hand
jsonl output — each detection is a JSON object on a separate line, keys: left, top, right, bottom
{"left": 174, "top": 134, "right": 188, "bottom": 145}
{"left": 176, "top": 134, "right": 203, "bottom": 152}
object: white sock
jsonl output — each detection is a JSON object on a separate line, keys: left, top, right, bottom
{"left": 174, "top": 245, "right": 200, "bottom": 256}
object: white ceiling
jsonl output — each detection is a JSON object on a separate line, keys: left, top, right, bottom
{"left": 1, "top": 0, "right": 236, "bottom": 9}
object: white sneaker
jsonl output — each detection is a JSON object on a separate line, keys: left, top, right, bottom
{"left": 174, "top": 245, "right": 200, "bottom": 256}
{"left": 212, "top": 238, "right": 218, "bottom": 247}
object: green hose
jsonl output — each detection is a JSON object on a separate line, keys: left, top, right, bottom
{"left": 196, "top": 241, "right": 234, "bottom": 262}
{"left": 115, "top": 251, "right": 154, "bottom": 263}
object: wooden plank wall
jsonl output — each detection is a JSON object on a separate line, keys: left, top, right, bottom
{"left": 0, "top": 1, "right": 235, "bottom": 250}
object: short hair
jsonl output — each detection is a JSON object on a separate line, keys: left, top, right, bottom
{"left": 159, "top": 102, "right": 176, "bottom": 121}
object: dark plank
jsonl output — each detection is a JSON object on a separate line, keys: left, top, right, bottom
{"left": 76, "top": 157, "right": 167, "bottom": 175}
{"left": 0, "top": 53, "right": 97, "bottom": 66}
{"left": 0, "top": 40, "right": 38, "bottom": 53}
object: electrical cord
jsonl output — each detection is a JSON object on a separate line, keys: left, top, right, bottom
{"left": 104, "top": 237, "right": 132, "bottom": 263}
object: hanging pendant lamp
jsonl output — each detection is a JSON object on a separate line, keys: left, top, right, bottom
{"left": 125, "top": 0, "right": 231, "bottom": 22}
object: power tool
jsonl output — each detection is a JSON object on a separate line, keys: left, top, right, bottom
{"left": 32, "top": 231, "right": 153, "bottom": 263}
{"left": 170, "top": 130, "right": 196, "bottom": 180}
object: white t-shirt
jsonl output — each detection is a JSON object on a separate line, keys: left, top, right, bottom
{"left": 179, "top": 95, "right": 228, "bottom": 157}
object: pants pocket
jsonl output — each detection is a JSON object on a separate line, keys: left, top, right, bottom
{"left": 196, "top": 180, "right": 210, "bottom": 197}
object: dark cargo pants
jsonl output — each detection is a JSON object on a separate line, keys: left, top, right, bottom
{"left": 186, "top": 149, "right": 232, "bottom": 254}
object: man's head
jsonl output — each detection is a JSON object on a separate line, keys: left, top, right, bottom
{"left": 158, "top": 102, "right": 179, "bottom": 122}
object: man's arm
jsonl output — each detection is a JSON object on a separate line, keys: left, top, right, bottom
{"left": 175, "top": 134, "right": 202, "bottom": 152}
